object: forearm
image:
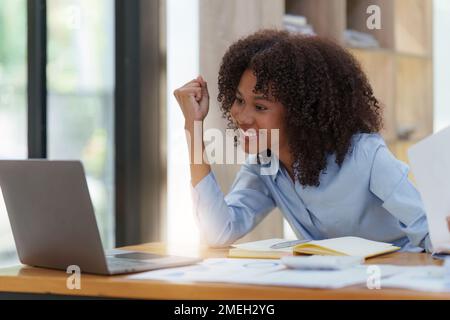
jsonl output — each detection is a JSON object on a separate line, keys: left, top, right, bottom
{"left": 190, "top": 164, "right": 276, "bottom": 247}
{"left": 185, "top": 120, "right": 211, "bottom": 187}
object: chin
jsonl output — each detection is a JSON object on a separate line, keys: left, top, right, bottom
{"left": 242, "top": 147, "right": 258, "bottom": 155}
{"left": 240, "top": 144, "right": 269, "bottom": 155}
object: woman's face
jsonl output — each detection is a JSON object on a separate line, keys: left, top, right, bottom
{"left": 230, "top": 69, "right": 288, "bottom": 155}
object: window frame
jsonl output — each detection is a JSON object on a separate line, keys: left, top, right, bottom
{"left": 27, "top": 0, "right": 47, "bottom": 159}
{"left": 23, "top": 0, "right": 165, "bottom": 248}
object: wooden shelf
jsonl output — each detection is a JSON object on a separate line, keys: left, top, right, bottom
{"left": 395, "top": 55, "right": 433, "bottom": 140}
{"left": 394, "top": 0, "right": 432, "bottom": 56}
{"left": 346, "top": 46, "right": 432, "bottom": 60}
{"left": 347, "top": 0, "right": 395, "bottom": 50}
{"left": 349, "top": 48, "right": 396, "bottom": 142}
{"left": 285, "top": 0, "right": 433, "bottom": 155}
{"left": 286, "top": 0, "right": 432, "bottom": 56}
{"left": 285, "top": 0, "right": 346, "bottom": 43}
{"left": 346, "top": 0, "right": 432, "bottom": 56}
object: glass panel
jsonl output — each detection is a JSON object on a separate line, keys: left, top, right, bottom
{"left": 167, "top": 0, "right": 200, "bottom": 244}
{"left": 47, "top": 0, "right": 115, "bottom": 248}
{"left": 0, "top": 0, "right": 27, "bottom": 267}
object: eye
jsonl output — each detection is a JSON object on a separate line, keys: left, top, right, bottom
{"left": 255, "top": 105, "right": 267, "bottom": 111}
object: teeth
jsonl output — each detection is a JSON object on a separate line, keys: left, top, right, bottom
{"left": 240, "top": 129, "right": 257, "bottom": 137}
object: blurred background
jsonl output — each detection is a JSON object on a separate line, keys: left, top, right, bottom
{"left": 0, "top": 0, "right": 449, "bottom": 267}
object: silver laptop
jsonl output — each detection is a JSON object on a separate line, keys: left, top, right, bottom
{"left": 0, "top": 160, "right": 201, "bottom": 275}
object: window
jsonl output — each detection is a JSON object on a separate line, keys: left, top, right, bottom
{"left": 0, "top": 0, "right": 27, "bottom": 267}
{"left": 0, "top": 0, "right": 165, "bottom": 268}
{"left": 47, "top": 0, "right": 115, "bottom": 248}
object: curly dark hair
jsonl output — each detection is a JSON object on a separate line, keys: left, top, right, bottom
{"left": 217, "top": 29, "right": 383, "bottom": 187}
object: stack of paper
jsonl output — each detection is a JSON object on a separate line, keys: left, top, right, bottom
{"left": 128, "top": 258, "right": 402, "bottom": 289}
{"left": 344, "top": 29, "right": 380, "bottom": 48}
{"left": 283, "top": 14, "right": 315, "bottom": 36}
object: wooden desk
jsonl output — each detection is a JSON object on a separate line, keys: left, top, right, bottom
{"left": 0, "top": 242, "right": 449, "bottom": 300}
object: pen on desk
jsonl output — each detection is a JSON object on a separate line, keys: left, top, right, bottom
{"left": 270, "top": 239, "right": 310, "bottom": 249}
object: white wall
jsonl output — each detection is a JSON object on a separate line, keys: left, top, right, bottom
{"left": 166, "top": 0, "right": 200, "bottom": 244}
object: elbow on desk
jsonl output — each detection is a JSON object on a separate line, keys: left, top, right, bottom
{"left": 201, "top": 224, "right": 239, "bottom": 249}
{"left": 203, "top": 233, "right": 236, "bottom": 249}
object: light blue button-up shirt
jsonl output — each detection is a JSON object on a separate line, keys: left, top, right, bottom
{"left": 191, "top": 133, "right": 432, "bottom": 252}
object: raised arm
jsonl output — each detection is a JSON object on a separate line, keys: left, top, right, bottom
{"left": 173, "top": 76, "right": 211, "bottom": 187}
{"left": 173, "top": 76, "right": 275, "bottom": 247}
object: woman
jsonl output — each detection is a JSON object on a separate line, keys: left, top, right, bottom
{"left": 174, "top": 29, "right": 432, "bottom": 252}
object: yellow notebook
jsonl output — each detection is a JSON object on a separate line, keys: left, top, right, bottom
{"left": 229, "top": 237, "right": 401, "bottom": 260}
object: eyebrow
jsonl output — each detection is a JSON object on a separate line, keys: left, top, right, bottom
{"left": 236, "top": 89, "right": 271, "bottom": 102}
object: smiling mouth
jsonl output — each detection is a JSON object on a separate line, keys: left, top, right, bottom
{"left": 239, "top": 128, "right": 257, "bottom": 137}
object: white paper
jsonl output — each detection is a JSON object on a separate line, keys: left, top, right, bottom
{"left": 408, "top": 126, "right": 450, "bottom": 253}
{"left": 127, "top": 258, "right": 286, "bottom": 283}
{"left": 381, "top": 265, "right": 450, "bottom": 292}
{"left": 127, "top": 258, "right": 402, "bottom": 289}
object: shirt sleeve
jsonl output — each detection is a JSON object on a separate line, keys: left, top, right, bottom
{"left": 190, "top": 163, "right": 276, "bottom": 247}
{"left": 369, "top": 144, "right": 432, "bottom": 252}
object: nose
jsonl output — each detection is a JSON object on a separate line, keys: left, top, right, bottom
{"left": 234, "top": 106, "right": 254, "bottom": 128}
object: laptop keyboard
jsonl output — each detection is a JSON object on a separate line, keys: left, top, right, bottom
{"left": 106, "top": 258, "right": 154, "bottom": 269}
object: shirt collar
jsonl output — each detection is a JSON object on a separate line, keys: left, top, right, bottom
{"left": 257, "top": 150, "right": 281, "bottom": 182}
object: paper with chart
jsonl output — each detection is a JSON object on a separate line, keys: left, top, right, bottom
{"left": 127, "top": 258, "right": 402, "bottom": 289}
{"left": 408, "top": 125, "right": 450, "bottom": 253}
{"left": 381, "top": 265, "right": 450, "bottom": 293}
{"left": 127, "top": 258, "right": 285, "bottom": 283}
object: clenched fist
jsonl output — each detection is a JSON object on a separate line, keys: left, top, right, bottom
{"left": 173, "top": 76, "right": 210, "bottom": 123}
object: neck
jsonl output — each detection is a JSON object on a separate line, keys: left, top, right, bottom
{"left": 277, "top": 146, "right": 295, "bottom": 182}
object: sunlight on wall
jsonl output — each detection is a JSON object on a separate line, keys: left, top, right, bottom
{"left": 167, "top": 0, "right": 200, "bottom": 245}
{"left": 283, "top": 220, "right": 297, "bottom": 240}
{"left": 434, "top": 0, "right": 450, "bottom": 131}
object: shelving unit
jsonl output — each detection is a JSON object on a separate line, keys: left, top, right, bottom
{"left": 198, "top": 0, "right": 433, "bottom": 240}
{"left": 285, "top": 0, "right": 434, "bottom": 171}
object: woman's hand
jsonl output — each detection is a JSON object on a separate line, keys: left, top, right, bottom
{"left": 174, "top": 76, "right": 212, "bottom": 186}
{"left": 173, "top": 76, "right": 209, "bottom": 124}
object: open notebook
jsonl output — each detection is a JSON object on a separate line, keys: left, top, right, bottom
{"left": 229, "top": 237, "right": 401, "bottom": 260}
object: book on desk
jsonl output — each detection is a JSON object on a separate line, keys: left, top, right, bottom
{"left": 228, "top": 236, "right": 401, "bottom": 260}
